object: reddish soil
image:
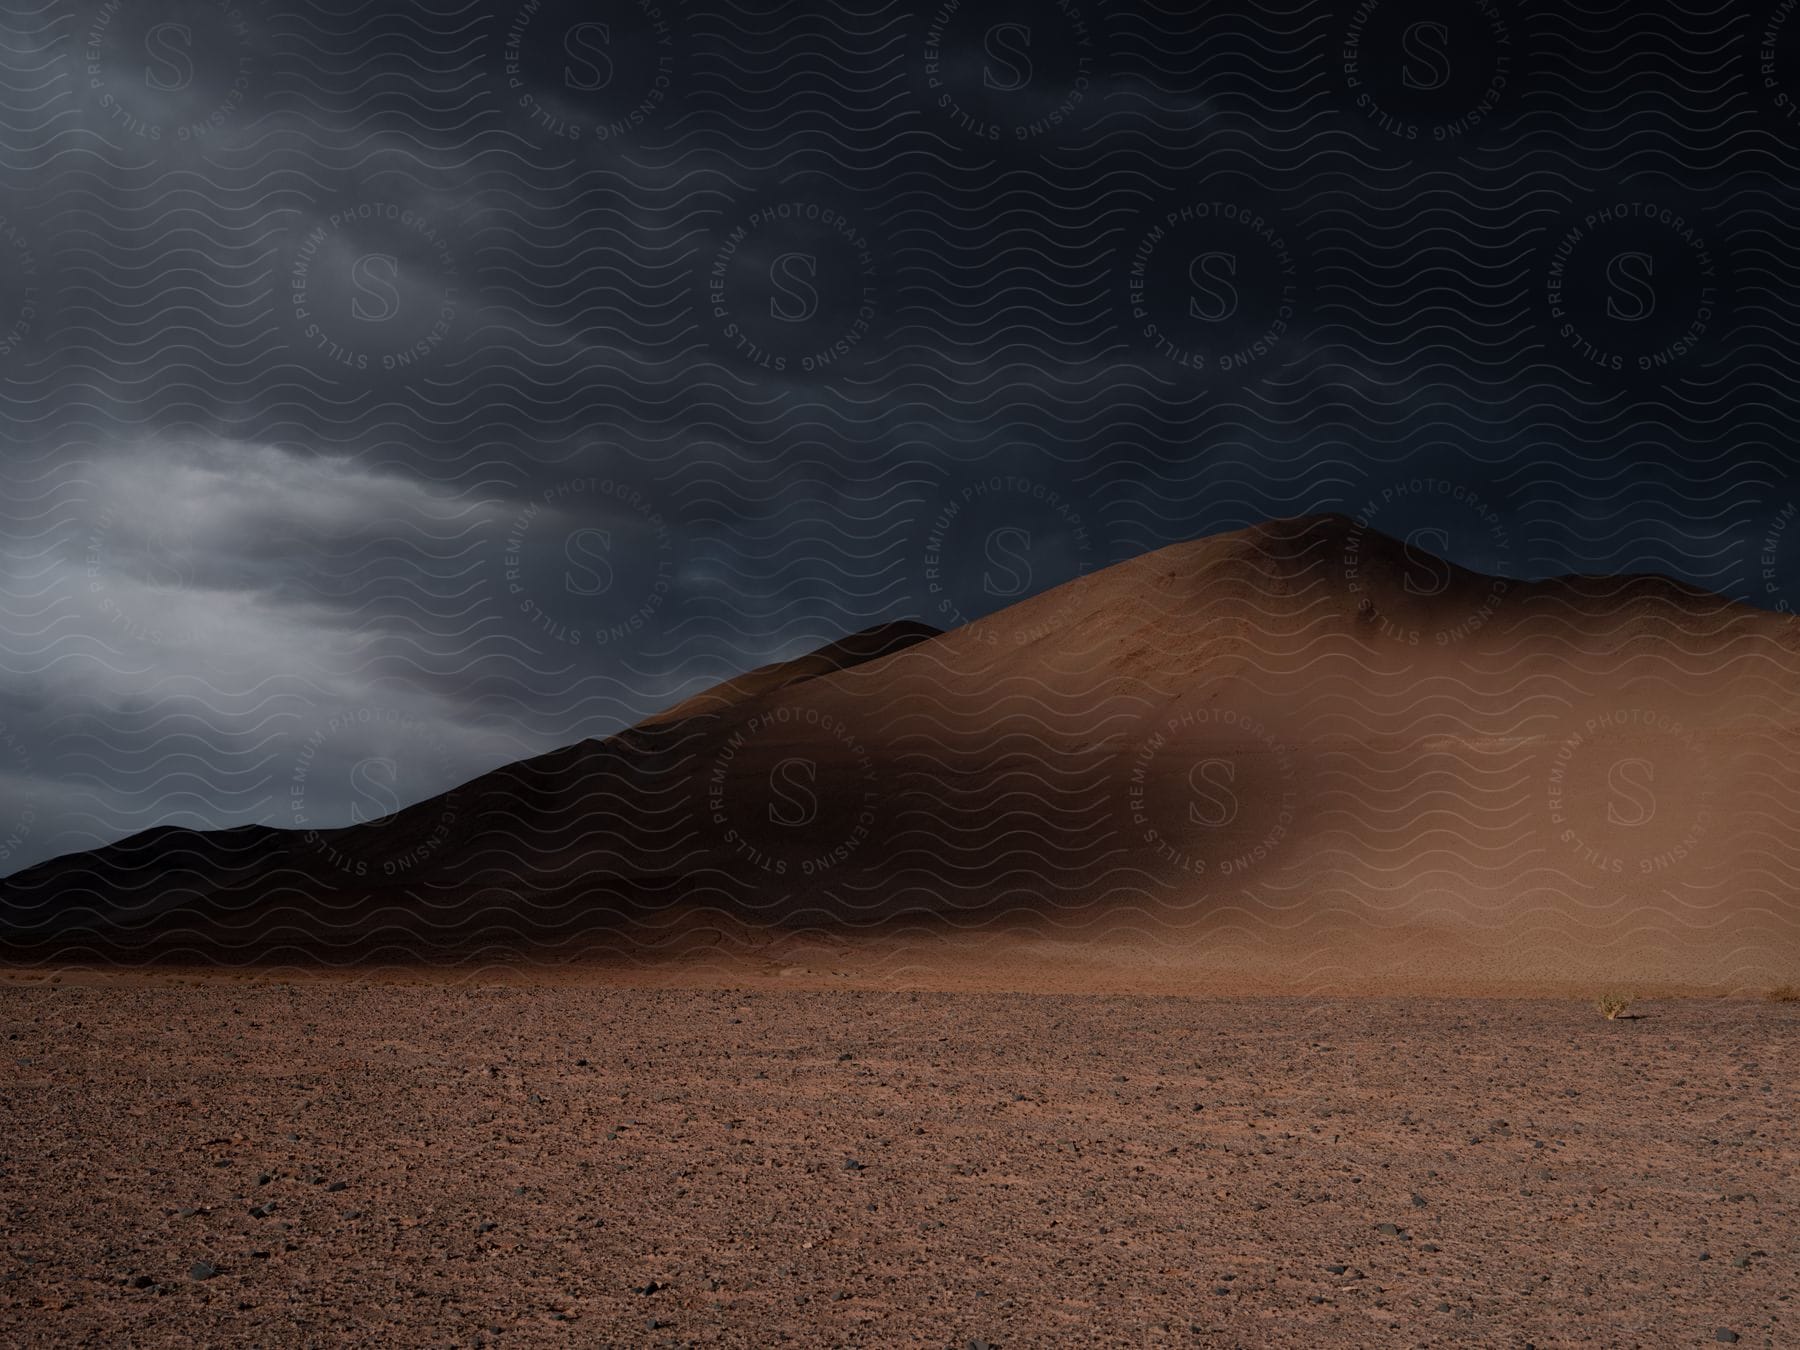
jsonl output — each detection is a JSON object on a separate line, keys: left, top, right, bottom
{"left": 2, "top": 972, "right": 1794, "bottom": 1347}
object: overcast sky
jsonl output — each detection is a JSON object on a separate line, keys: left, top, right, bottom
{"left": 1, "top": 0, "right": 1799, "bottom": 872}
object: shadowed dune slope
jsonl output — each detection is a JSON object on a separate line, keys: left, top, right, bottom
{"left": 638, "top": 619, "right": 941, "bottom": 726}
{"left": 5, "top": 515, "right": 1799, "bottom": 993}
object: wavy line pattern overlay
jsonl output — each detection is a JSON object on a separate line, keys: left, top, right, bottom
{"left": 3, "top": 0, "right": 1800, "bottom": 993}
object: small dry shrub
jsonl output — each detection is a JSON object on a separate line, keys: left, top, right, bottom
{"left": 1594, "top": 990, "right": 1634, "bottom": 1020}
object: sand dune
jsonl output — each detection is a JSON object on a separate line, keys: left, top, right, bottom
{"left": 5, "top": 515, "right": 1799, "bottom": 993}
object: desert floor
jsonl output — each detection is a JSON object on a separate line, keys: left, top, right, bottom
{"left": 1, "top": 973, "right": 1795, "bottom": 1347}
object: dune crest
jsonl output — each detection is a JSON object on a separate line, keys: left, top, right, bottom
{"left": 4, "top": 515, "right": 1798, "bottom": 994}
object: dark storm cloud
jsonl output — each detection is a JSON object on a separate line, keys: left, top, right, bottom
{"left": 1, "top": 0, "right": 1798, "bottom": 870}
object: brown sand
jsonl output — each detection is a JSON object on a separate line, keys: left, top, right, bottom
{"left": 6, "top": 515, "right": 1800, "bottom": 993}
{"left": 2, "top": 971, "right": 1794, "bottom": 1347}
{"left": 7, "top": 518, "right": 1800, "bottom": 1342}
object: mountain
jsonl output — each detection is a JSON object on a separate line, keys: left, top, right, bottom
{"left": 639, "top": 619, "right": 940, "bottom": 725}
{"left": 5, "top": 515, "right": 1799, "bottom": 994}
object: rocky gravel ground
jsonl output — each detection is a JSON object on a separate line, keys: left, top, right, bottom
{"left": 1, "top": 975, "right": 1794, "bottom": 1347}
